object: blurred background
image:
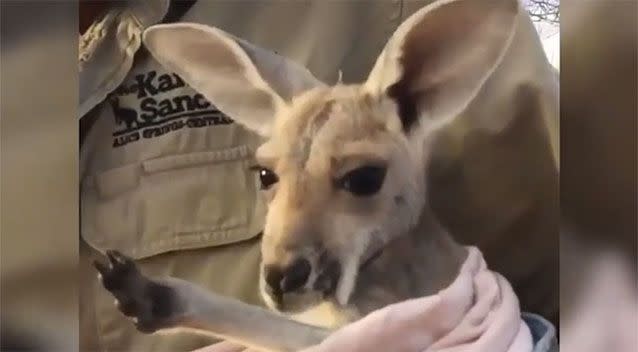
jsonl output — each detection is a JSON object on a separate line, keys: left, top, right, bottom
{"left": 559, "top": 0, "right": 637, "bottom": 350}
{"left": 1, "top": 1, "right": 78, "bottom": 351}
{"left": 0, "top": 0, "right": 635, "bottom": 351}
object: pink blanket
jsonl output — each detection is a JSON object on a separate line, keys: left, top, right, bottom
{"left": 195, "top": 247, "right": 532, "bottom": 352}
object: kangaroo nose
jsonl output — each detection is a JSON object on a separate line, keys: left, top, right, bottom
{"left": 265, "top": 258, "right": 311, "bottom": 295}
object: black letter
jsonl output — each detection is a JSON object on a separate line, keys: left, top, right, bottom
{"left": 135, "top": 71, "right": 158, "bottom": 98}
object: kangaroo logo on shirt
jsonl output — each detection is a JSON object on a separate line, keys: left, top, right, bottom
{"left": 110, "top": 98, "right": 139, "bottom": 129}
{"left": 110, "top": 70, "right": 234, "bottom": 148}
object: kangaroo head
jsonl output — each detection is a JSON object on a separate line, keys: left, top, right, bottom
{"left": 143, "top": 0, "right": 518, "bottom": 313}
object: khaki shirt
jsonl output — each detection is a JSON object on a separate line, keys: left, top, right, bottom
{"left": 79, "top": 1, "right": 558, "bottom": 351}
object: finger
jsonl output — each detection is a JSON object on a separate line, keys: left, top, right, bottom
{"left": 106, "top": 250, "right": 125, "bottom": 266}
{"left": 93, "top": 260, "right": 109, "bottom": 277}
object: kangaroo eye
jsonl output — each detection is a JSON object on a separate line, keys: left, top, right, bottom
{"left": 337, "top": 165, "right": 387, "bottom": 197}
{"left": 250, "top": 166, "right": 279, "bottom": 190}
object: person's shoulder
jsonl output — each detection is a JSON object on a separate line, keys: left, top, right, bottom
{"left": 79, "top": 0, "right": 170, "bottom": 119}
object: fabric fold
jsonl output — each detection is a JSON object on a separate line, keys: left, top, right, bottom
{"left": 303, "top": 246, "right": 532, "bottom": 352}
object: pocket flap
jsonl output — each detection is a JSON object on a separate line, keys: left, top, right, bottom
{"left": 81, "top": 145, "right": 265, "bottom": 259}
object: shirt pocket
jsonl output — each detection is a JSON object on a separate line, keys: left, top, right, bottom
{"left": 81, "top": 145, "right": 265, "bottom": 259}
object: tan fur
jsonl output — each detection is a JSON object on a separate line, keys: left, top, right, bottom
{"left": 257, "top": 85, "right": 428, "bottom": 315}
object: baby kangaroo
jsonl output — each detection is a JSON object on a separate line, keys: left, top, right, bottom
{"left": 95, "top": 0, "right": 520, "bottom": 350}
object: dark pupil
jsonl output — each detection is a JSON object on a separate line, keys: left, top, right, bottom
{"left": 258, "top": 168, "right": 278, "bottom": 189}
{"left": 338, "top": 166, "right": 387, "bottom": 196}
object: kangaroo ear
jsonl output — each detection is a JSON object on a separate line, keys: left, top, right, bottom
{"left": 143, "top": 23, "right": 325, "bottom": 137}
{"left": 365, "top": 0, "right": 519, "bottom": 132}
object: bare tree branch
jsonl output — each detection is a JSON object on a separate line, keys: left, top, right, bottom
{"left": 524, "top": 0, "right": 560, "bottom": 24}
